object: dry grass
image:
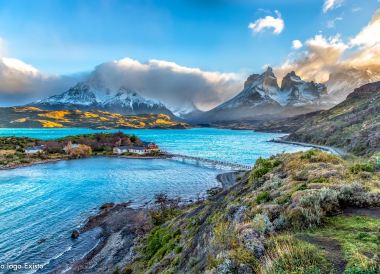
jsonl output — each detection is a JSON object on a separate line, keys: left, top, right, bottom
{"left": 82, "top": 112, "right": 100, "bottom": 118}
{"left": 38, "top": 110, "right": 70, "bottom": 120}
{"left": 37, "top": 120, "right": 64, "bottom": 128}
{"left": 0, "top": 149, "right": 16, "bottom": 156}
{"left": 14, "top": 106, "right": 42, "bottom": 112}
{"left": 12, "top": 118, "right": 28, "bottom": 123}
{"left": 257, "top": 235, "right": 330, "bottom": 274}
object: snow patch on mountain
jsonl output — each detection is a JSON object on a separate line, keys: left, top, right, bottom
{"left": 34, "top": 82, "right": 174, "bottom": 116}
{"left": 215, "top": 67, "right": 326, "bottom": 111}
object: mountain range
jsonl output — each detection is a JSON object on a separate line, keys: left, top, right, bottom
{"left": 16, "top": 65, "right": 380, "bottom": 125}
{"left": 29, "top": 82, "right": 175, "bottom": 117}
{"left": 194, "top": 67, "right": 328, "bottom": 122}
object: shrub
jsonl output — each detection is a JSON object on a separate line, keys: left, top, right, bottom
{"left": 256, "top": 191, "right": 271, "bottom": 204}
{"left": 301, "top": 149, "right": 316, "bottom": 160}
{"left": 272, "top": 215, "right": 288, "bottom": 231}
{"left": 143, "top": 227, "right": 181, "bottom": 263}
{"left": 344, "top": 266, "right": 380, "bottom": 274}
{"left": 67, "top": 144, "right": 92, "bottom": 159}
{"left": 275, "top": 194, "right": 291, "bottom": 205}
{"left": 293, "top": 188, "right": 339, "bottom": 228}
{"left": 350, "top": 163, "right": 374, "bottom": 174}
{"left": 308, "top": 176, "right": 329, "bottom": 184}
{"left": 150, "top": 193, "right": 180, "bottom": 225}
{"left": 292, "top": 170, "right": 309, "bottom": 181}
{"left": 251, "top": 214, "right": 273, "bottom": 234}
{"left": 249, "top": 157, "right": 280, "bottom": 184}
{"left": 213, "top": 221, "right": 236, "bottom": 249}
{"left": 337, "top": 183, "right": 380, "bottom": 208}
{"left": 231, "top": 247, "right": 258, "bottom": 268}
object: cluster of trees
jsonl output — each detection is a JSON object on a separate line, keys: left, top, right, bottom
{"left": 42, "top": 132, "right": 143, "bottom": 154}
{"left": 67, "top": 144, "right": 92, "bottom": 159}
{"left": 58, "top": 132, "right": 143, "bottom": 152}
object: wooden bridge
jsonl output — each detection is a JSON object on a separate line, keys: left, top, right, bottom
{"left": 163, "top": 152, "right": 252, "bottom": 171}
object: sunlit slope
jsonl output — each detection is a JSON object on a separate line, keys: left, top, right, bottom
{"left": 0, "top": 107, "right": 188, "bottom": 129}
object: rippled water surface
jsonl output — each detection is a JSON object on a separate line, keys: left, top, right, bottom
{"left": 0, "top": 127, "right": 306, "bottom": 165}
{"left": 0, "top": 128, "right": 307, "bottom": 272}
{"left": 0, "top": 158, "right": 221, "bottom": 272}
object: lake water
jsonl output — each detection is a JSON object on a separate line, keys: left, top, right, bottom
{"left": 0, "top": 128, "right": 308, "bottom": 273}
{"left": 0, "top": 128, "right": 306, "bottom": 165}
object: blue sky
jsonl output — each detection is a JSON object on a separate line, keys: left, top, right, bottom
{"left": 0, "top": 0, "right": 378, "bottom": 75}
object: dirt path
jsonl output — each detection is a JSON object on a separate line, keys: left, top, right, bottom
{"left": 343, "top": 207, "right": 380, "bottom": 218}
{"left": 296, "top": 234, "right": 346, "bottom": 274}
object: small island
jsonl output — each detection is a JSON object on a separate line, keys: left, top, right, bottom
{"left": 0, "top": 132, "right": 165, "bottom": 169}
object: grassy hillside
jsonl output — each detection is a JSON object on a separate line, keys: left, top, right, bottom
{"left": 287, "top": 82, "right": 380, "bottom": 156}
{"left": 121, "top": 150, "right": 380, "bottom": 273}
{"left": 0, "top": 107, "right": 188, "bottom": 129}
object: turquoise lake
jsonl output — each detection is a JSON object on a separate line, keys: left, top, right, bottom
{"left": 0, "top": 128, "right": 308, "bottom": 272}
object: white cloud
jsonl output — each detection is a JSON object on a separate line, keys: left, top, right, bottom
{"left": 350, "top": 10, "right": 380, "bottom": 47}
{"left": 2, "top": 58, "right": 39, "bottom": 75}
{"left": 323, "top": 0, "right": 344, "bottom": 13}
{"left": 0, "top": 52, "right": 242, "bottom": 110}
{"left": 276, "top": 9, "right": 380, "bottom": 84}
{"left": 292, "top": 40, "right": 303, "bottom": 49}
{"left": 248, "top": 10, "right": 284, "bottom": 34}
{"left": 0, "top": 56, "right": 79, "bottom": 106}
{"left": 89, "top": 58, "right": 242, "bottom": 111}
{"left": 277, "top": 34, "right": 347, "bottom": 82}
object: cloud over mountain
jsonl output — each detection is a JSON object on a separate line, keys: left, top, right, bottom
{"left": 0, "top": 55, "right": 242, "bottom": 112}
{"left": 275, "top": 9, "right": 380, "bottom": 83}
{"left": 86, "top": 58, "right": 242, "bottom": 112}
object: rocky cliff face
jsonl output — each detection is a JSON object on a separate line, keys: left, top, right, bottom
{"left": 280, "top": 71, "right": 326, "bottom": 106}
{"left": 30, "top": 82, "right": 175, "bottom": 117}
{"left": 201, "top": 68, "right": 327, "bottom": 122}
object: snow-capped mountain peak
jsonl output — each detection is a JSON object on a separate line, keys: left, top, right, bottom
{"left": 102, "top": 87, "right": 165, "bottom": 110}
{"left": 38, "top": 82, "right": 97, "bottom": 106}
{"left": 279, "top": 71, "right": 327, "bottom": 106}
{"left": 202, "top": 68, "right": 327, "bottom": 121}
{"left": 31, "top": 82, "right": 174, "bottom": 116}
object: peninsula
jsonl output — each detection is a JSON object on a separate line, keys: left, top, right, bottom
{"left": 0, "top": 132, "right": 164, "bottom": 169}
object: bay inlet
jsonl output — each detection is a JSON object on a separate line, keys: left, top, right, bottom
{"left": 0, "top": 128, "right": 308, "bottom": 272}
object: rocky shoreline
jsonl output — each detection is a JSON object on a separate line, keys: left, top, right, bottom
{"left": 268, "top": 138, "right": 347, "bottom": 156}
{"left": 0, "top": 154, "right": 171, "bottom": 171}
{"left": 0, "top": 157, "right": 66, "bottom": 170}
{"left": 63, "top": 171, "right": 240, "bottom": 273}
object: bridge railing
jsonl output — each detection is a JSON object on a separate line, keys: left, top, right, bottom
{"left": 162, "top": 151, "right": 252, "bottom": 171}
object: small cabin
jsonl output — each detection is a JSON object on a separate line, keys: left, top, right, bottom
{"left": 113, "top": 146, "right": 147, "bottom": 155}
{"left": 25, "top": 146, "right": 45, "bottom": 154}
